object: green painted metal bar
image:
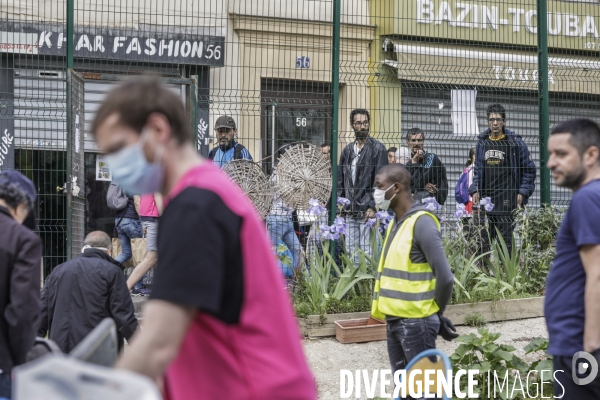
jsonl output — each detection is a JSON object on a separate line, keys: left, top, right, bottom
{"left": 65, "top": 69, "right": 73, "bottom": 259}
{"left": 188, "top": 76, "right": 199, "bottom": 146}
{"left": 329, "top": 0, "right": 341, "bottom": 226}
{"left": 66, "top": 0, "right": 74, "bottom": 68}
{"left": 537, "top": 0, "right": 551, "bottom": 206}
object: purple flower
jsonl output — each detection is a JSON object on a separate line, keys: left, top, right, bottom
{"left": 321, "top": 230, "right": 333, "bottom": 240}
{"left": 440, "top": 217, "right": 446, "bottom": 223}
{"left": 480, "top": 197, "right": 495, "bottom": 212}
{"left": 307, "top": 198, "right": 326, "bottom": 215}
{"left": 319, "top": 217, "right": 346, "bottom": 239}
{"left": 454, "top": 203, "right": 466, "bottom": 218}
{"left": 422, "top": 197, "right": 442, "bottom": 212}
{"left": 375, "top": 210, "right": 391, "bottom": 221}
{"left": 365, "top": 218, "right": 377, "bottom": 229}
{"left": 319, "top": 224, "right": 330, "bottom": 234}
{"left": 332, "top": 216, "right": 347, "bottom": 234}
{"left": 337, "top": 197, "right": 351, "bottom": 206}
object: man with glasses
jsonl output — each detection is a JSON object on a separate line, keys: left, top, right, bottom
{"left": 337, "top": 108, "right": 388, "bottom": 264}
{"left": 469, "top": 103, "right": 536, "bottom": 254}
{"left": 405, "top": 127, "right": 448, "bottom": 206}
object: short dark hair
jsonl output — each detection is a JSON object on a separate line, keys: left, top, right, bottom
{"left": 466, "top": 147, "right": 476, "bottom": 167}
{"left": 406, "top": 127, "right": 424, "bottom": 141}
{"left": 0, "top": 183, "right": 30, "bottom": 210}
{"left": 486, "top": 104, "right": 506, "bottom": 120}
{"left": 551, "top": 119, "right": 600, "bottom": 161}
{"left": 320, "top": 143, "right": 330, "bottom": 148}
{"left": 377, "top": 164, "right": 411, "bottom": 193}
{"left": 350, "top": 108, "right": 370, "bottom": 125}
{"left": 388, "top": 147, "right": 398, "bottom": 153}
{"left": 92, "top": 76, "right": 191, "bottom": 144}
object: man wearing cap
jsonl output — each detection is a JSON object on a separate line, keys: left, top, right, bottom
{"left": 208, "top": 115, "right": 253, "bottom": 168}
{"left": 0, "top": 171, "right": 43, "bottom": 399}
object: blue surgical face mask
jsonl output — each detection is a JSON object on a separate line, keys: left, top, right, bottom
{"left": 104, "top": 129, "right": 164, "bottom": 195}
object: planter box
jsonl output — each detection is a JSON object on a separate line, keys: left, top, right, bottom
{"left": 334, "top": 317, "right": 387, "bottom": 344}
{"left": 299, "top": 296, "right": 544, "bottom": 338}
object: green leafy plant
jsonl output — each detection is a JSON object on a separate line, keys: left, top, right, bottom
{"left": 515, "top": 206, "right": 564, "bottom": 295}
{"left": 464, "top": 312, "right": 487, "bottom": 327}
{"left": 451, "top": 330, "right": 554, "bottom": 399}
{"left": 451, "top": 328, "right": 530, "bottom": 399}
{"left": 444, "top": 235, "right": 491, "bottom": 304}
{"left": 475, "top": 230, "right": 524, "bottom": 297}
{"left": 302, "top": 241, "right": 374, "bottom": 315}
{"left": 524, "top": 338, "right": 553, "bottom": 379}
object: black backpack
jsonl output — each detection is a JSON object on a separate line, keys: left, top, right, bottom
{"left": 208, "top": 143, "right": 246, "bottom": 161}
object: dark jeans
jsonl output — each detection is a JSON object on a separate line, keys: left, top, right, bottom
{"left": 553, "top": 355, "right": 600, "bottom": 400}
{"left": 387, "top": 314, "right": 440, "bottom": 399}
{"left": 472, "top": 212, "right": 514, "bottom": 255}
{"left": 0, "top": 372, "right": 11, "bottom": 399}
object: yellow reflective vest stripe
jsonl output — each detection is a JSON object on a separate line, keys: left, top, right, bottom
{"left": 371, "top": 211, "right": 441, "bottom": 320}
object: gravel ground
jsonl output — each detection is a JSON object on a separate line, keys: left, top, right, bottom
{"left": 303, "top": 317, "right": 548, "bottom": 400}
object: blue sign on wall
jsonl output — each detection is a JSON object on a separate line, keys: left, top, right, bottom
{"left": 296, "top": 56, "right": 310, "bottom": 69}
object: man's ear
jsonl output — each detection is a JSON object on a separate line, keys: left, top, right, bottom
{"left": 584, "top": 146, "right": 600, "bottom": 168}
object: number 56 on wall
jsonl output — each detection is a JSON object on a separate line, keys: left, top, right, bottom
{"left": 296, "top": 56, "right": 310, "bottom": 69}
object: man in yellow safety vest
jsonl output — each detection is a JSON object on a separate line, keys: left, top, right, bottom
{"left": 371, "top": 164, "right": 458, "bottom": 379}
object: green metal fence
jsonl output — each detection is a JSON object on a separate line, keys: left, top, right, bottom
{"left": 1, "top": 0, "right": 593, "bottom": 275}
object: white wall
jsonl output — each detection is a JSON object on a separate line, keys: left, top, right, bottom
{"left": 229, "top": 0, "right": 369, "bottom": 25}
{"left": 3, "top": 0, "right": 227, "bottom": 34}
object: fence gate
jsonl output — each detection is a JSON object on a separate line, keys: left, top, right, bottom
{"left": 65, "top": 69, "right": 85, "bottom": 259}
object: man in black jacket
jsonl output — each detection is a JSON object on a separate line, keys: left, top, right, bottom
{"left": 0, "top": 171, "right": 43, "bottom": 399}
{"left": 338, "top": 108, "right": 388, "bottom": 264}
{"left": 404, "top": 127, "right": 448, "bottom": 206}
{"left": 39, "top": 231, "right": 138, "bottom": 354}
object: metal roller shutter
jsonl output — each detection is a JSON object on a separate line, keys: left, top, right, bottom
{"left": 84, "top": 80, "right": 185, "bottom": 152}
{"left": 14, "top": 69, "right": 67, "bottom": 150}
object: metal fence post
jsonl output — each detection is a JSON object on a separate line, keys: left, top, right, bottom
{"left": 329, "top": 0, "right": 341, "bottom": 226}
{"left": 66, "top": 0, "right": 74, "bottom": 68}
{"left": 537, "top": 0, "right": 551, "bottom": 206}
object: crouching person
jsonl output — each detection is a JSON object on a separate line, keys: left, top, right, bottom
{"left": 38, "top": 231, "right": 138, "bottom": 353}
{"left": 370, "top": 165, "right": 457, "bottom": 394}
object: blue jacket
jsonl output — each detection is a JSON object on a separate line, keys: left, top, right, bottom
{"left": 468, "top": 128, "right": 536, "bottom": 205}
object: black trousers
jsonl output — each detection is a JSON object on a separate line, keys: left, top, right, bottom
{"left": 553, "top": 355, "right": 600, "bottom": 399}
{"left": 472, "top": 212, "right": 515, "bottom": 255}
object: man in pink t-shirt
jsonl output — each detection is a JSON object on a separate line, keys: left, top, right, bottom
{"left": 93, "top": 77, "right": 316, "bottom": 399}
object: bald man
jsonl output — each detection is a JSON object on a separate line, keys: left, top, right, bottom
{"left": 39, "top": 231, "right": 138, "bottom": 353}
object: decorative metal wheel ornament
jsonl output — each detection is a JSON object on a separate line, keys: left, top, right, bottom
{"left": 272, "top": 142, "right": 332, "bottom": 210}
{"left": 222, "top": 159, "right": 273, "bottom": 219}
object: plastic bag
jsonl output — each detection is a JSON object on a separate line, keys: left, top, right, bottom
{"left": 14, "top": 355, "right": 162, "bottom": 400}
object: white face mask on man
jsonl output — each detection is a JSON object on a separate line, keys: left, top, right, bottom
{"left": 373, "top": 184, "right": 396, "bottom": 210}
